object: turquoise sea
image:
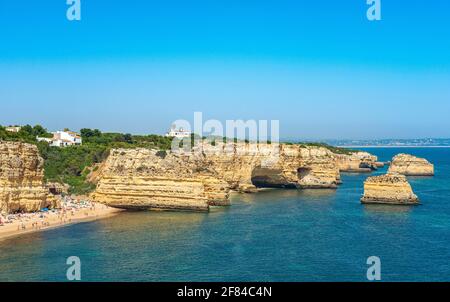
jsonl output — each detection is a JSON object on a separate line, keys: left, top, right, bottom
{"left": 0, "top": 148, "right": 449, "bottom": 281}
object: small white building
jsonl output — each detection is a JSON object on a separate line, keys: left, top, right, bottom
{"left": 5, "top": 126, "right": 21, "bottom": 133}
{"left": 37, "top": 130, "right": 82, "bottom": 147}
{"left": 165, "top": 127, "right": 191, "bottom": 139}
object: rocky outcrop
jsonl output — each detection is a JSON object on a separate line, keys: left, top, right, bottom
{"left": 336, "top": 151, "right": 381, "bottom": 173}
{"left": 92, "top": 149, "right": 230, "bottom": 211}
{"left": 388, "top": 154, "right": 434, "bottom": 176}
{"left": 361, "top": 173, "right": 419, "bottom": 205}
{"left": 47, "top": 182, "right": 69, "bottom": 195}
{"left": 0, "top": 141, "right": 58, "bottom": 214}
{"left": 92, "top": 143, "right": 343, "bottom": 211}
{"left": 197, "top": 143, "right": 341, "bottom": 191}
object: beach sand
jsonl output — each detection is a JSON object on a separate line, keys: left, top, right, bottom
{"left": 0, "top": 201, "right": 123, "bottom": 242}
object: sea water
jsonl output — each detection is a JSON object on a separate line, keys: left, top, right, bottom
{"left": 0, "top": 148, "right": 449, "bottom": 281}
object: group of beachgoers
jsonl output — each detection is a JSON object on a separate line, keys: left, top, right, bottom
{"left": 0, "top": 196, "right": 102, "bottom": 231}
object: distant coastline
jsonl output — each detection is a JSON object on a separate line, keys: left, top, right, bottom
{"left": 282, "top": 138, "right": 450, "bottom": 149}
{"left": 340, "top": 146, "right": 450, "bottom": 148}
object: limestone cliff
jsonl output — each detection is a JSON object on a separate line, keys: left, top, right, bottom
{"left": 361, "top": 173, "right": 419, "bottom": 205}
{"left": 388, "top": 154, "right": 434, "bottom": 176}
{"left": 0, "top": 141, "right": 57, "bottom": 214}
{"left": 190, "top": 143, "right": 341, "bottom": 191}
{"left": 93, "top": 143, "right": 342, "bottom": 211}
{"left": 336, "top": 151, "right": 381, "bottom": 173}
{"left": 92, "top": 149, "right": 230, "bottom": 211}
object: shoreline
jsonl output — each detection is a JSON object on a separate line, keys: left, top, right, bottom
{"left": 0, "top": 201, "right": 123, "bottom": 242}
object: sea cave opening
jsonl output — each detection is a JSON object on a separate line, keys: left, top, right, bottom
{"left": 250, "top": 166, "right": 297, "bottom": 189}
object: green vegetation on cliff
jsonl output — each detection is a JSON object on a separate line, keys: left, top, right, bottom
{"left": 0, "top": 125, "right": 52, "bottom": 144}
{"left": 296, "top": 142, "right": 358, "bottom": 155}
{"left": 37, "top": 142, "right": 108, "bottom": 195}
{"left": 1, "top": 125, "right": 173, "bottom": 195}
{"left": 39, "top": 129, "right": 174, "bottom": 194}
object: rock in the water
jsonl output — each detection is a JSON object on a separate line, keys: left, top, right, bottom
{"left": 361, "top": 173, "right": 419, "bottom": 205}
{"left": 388, "top": 153, "right": 434, "bottom": 176}
{"left": 0, "top": 141, "right": 58, "bottom": 214}
{"left": 336, "top": 151, "right": 379, "bottom": 173}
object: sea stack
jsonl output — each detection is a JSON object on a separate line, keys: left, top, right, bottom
{"left": 361, "top": 173, "right": 420, "bottom": 205}
{"left": 388, "top": 154, "right": 434, "bottom": 176}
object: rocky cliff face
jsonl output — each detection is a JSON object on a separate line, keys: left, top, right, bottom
{"left": 92, "top": 148, "right": 230, "bottom": 211}
{"left": 93, "top": 143, "right": 342, "bottom": 211}
{"left": 0, "top": 141, "right": 57, "bottom": 214}
{"left": 388, "top": 154, "right": 434, "bottom": 176}
{"left": 361, "top": 173, "right": 419, "bottom": 205}
{"left": 197, "top": 143, "right": 341, "bottom": 191}
{"left": 336, "top": 151, "right": 381, "bottom": 173}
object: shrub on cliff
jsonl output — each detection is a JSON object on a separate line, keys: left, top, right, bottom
{"left": 297, "top": 142, "right": 358, "bottom": 155}
{"left": 36, "top": 130, "right": 173, "bottom": 194}
{"left": 0, "top": 124, "right": 52, "bottom": 144}
{"left": 37, "top": 142, "right": 109, "bottom": 195}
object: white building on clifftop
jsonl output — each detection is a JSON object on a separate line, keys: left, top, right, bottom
{"left": 165, "top": 127, "right": 191, "bottom": 139}
{"left": 37, "top": 130, "right": 82, "bottom": 147}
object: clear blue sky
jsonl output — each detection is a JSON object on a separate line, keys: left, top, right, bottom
{"left": 1, "top": 0, "right": 449, "bottom": 139}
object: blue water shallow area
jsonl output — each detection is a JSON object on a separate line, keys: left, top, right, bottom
{"left": 0, "top": 148, "right": 449, "bottom": 281}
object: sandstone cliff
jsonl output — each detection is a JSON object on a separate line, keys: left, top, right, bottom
{"left": 388, "top": 154, "right": 434, "bottom": 176}
{"left": 361, "top": 173, "right": 419, "bottom": 205}
{"left": 0, "top": 141, "right": 58, "bottom": 214}
{"left": 92, "top": 143, "right": 343, "bottom": 211}
{"left": 197, "top": 143, "right": 341, "bottom": 191}
{"left": 92, "top": 148, "right": 230, "bottom": 211}
{"left": 336, "top": 151, "right": 381, "bottom": 173}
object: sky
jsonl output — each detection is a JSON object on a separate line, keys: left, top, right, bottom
{"left": 0, "top": 0, "right": 449, "bottom": 140}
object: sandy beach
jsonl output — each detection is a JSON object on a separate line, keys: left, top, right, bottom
{"left": 0, "top": 198, "right": 123, "bottom": 242}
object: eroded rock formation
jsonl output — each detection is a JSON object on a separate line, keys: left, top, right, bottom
{"left": 388, "top": 154, "right": 434, "bottom": 176}
{"left": 47, "top": 182, "right": 69, "bottom": 195}
{"left": 361, "top": 173, "right": 419, "bottom": 205}
{"left": 92, "top": 148, "right": 230, "bottom": 211}
{"left": 92, "top": 143, "right": 343, "bottom": 211}
{"left": 198, "top": 143, "right": 341, "bottom": 191}
{"left": 0, "top": 141, "right": 58, "bottom": 214}
{"left": 336, "top": 151, "right": 382, "bottom": 173}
